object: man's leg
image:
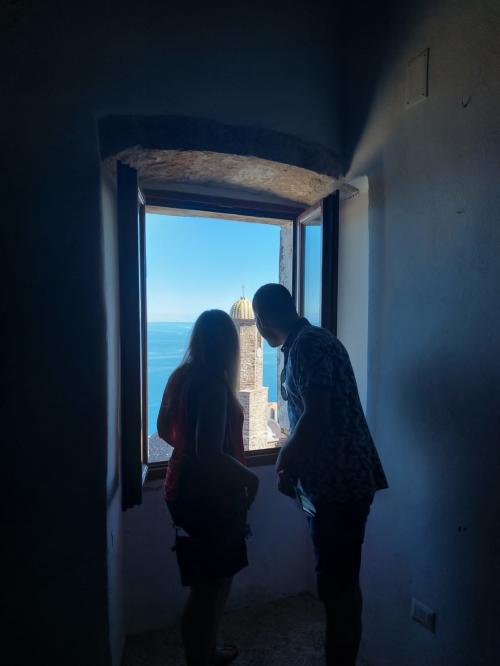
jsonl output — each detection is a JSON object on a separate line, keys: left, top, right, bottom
{"left": 309, "top": 498, "right": 372, "bottom": 666}
{"left": 322, "top": 552, "right": 363, "bottom": 665}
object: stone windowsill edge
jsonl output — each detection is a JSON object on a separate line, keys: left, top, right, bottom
{"left": 144, "top": 448, "right": 280, "bottom": 484}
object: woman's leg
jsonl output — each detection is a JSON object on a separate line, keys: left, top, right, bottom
{"left": 210, "top": 577, "right": 233, "bottom": 660}
{"left": 182, "top": 577, "right": 232, "bottom": 666}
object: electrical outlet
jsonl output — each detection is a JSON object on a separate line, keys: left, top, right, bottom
{"left": 411, "top": 598, "right": 436, "bottom": 632}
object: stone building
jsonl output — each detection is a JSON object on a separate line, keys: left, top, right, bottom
{"left": 230, "top": 295, "right": 270, "bottom": 451}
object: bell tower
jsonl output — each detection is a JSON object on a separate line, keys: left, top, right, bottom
{"left": 230, "top": 294, "right": 269, "bottom": 451}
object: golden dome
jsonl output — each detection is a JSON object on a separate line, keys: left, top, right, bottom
{"left": 230, "top": 296, "right": 254, "bottom": 320}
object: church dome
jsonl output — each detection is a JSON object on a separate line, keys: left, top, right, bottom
{"left": 230, "top": 296, "right": 254, "bottom": 320}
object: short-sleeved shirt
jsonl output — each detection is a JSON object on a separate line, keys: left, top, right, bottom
{"left": 282, "top": 318, "right": 388, "bottom": 504}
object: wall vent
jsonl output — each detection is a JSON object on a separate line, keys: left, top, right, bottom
{"left": 406, "top": 48, "right": 430, "bottom": 107}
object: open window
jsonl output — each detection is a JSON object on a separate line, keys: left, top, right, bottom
{"left": 117, "top": 163, "right": 147, "bottom": 510}
{"left": 116, "top": 161, "right": 339, "bottom": 506}
{"left": 296, "top": 194, "right": 339, "bottom": 333}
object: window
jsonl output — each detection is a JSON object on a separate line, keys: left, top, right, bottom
{"left": 297, "top": 196, "right": 339, "bottom": 333}
{"left": 117, "top": 163, "right": 147, "bottom": 509}
{"left": 145, "top": 211, "right": 285, "bottom": 463}
{"left": 299, "top": 205, "right": 322, "bottom": 326}
{"left": 116, "top": 164, "right": 338, "bottom": 500}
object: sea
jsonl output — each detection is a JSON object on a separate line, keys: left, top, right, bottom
{"left": 147, "top": 322, "right": 278, "bottom": 435}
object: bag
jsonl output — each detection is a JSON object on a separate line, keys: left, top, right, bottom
{"left": 173, "top": 529, "right": 249, "bottom": 586}
{"left": 175, "top": 458, "right": 248, "bottom": 538}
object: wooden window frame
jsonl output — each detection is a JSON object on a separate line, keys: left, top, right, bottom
{"left": 117, "top": 171, "right": 339, "bottom": 492}
{"left": 117, "top": 163, "right": 147, "bottom": 509}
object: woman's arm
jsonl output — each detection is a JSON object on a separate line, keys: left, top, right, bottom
{"left": 196, "top": 381, "right": 259, "bottom": 502}
{"left": 156, "top": 384, "right": 169, "bottom": 442}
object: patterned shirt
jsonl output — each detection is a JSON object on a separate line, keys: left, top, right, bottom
{"left": 282, "top": 318, "right": 388, "bottom": 503}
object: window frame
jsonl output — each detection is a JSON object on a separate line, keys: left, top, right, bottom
{"left": 142, "top": 189, "right": 305, "bottom": 478}
{"left": 296, "top": 193, "right": 339, "bottom": 334}
{"left": 117, "top": 173, "right": 339, "bottom": 489}
{"left": 117, "top": 162, "right": 147, "bottom": 509}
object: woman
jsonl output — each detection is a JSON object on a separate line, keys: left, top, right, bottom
{"left": 158, "top": 310, "right": 259, "bottom": 666}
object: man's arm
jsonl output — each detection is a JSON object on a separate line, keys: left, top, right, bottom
{"left": 276, "top": 387, "right": 332, "bottom": 476}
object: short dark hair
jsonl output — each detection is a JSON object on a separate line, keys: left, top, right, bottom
{"left": 253, "top": 283, "right": 297, "bottom": 324}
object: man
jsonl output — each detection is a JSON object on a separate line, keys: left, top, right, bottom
{"left": 253, "top": 283, "right": 388, "bottom": 666}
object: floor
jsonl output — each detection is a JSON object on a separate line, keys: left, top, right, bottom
{"left": 122, "top": 593, "right": 368, "bottom": 665}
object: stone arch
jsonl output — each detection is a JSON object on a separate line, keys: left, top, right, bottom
{"left": 100, "top": 115, "right": 342, "bottom": 205}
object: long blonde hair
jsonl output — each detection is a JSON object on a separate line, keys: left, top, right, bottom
{"left": 160, "top": 310, "right": 240, "bottom": 442}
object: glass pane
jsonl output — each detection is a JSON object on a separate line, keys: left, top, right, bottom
{"left": 302, "top": 216, "right": 322, "bottom": 326}
{"left": 146, "top": 212, "right": 283, "bottom": 461}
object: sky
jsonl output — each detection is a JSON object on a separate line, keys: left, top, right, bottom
{"left": 146, "top": 212, "right": 282, "bottom": 322}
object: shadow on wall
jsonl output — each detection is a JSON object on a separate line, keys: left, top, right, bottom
{"left": 340, "top": 0, "right": 434, "bottom": 174}
{"left": 395, "top": 338, "right": 500, "bottom": 654}
{"left": 364, "top": 166, "right": 386, "bottom": 435}
{"left": 397, "top": 337, "right": 500, "bottom": 480}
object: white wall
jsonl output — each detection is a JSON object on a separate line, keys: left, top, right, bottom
{"left": 343, "top": 1, "right": 500, "bottom": 664}
{"left": 338, "top": 177, "right": 370, "bottom": 411}
{"left": 124, "top": 465, "right": 314, "bottom": 635}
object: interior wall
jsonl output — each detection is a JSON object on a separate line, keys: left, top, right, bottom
{"left": 123, "top": 466, "right": 314, "bottom": 635}
{"left": 337, "top": 177, "right": 369, "bottom": 411}
{"left": 3, "top": 2, "right": 340, "bottom": 663}
{"left": 101, "top": 172, "right": 125, "bottom": 665}
{"left": 343, "top": 1, "right": 500, "bottom": 664}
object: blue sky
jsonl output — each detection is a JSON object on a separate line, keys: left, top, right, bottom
{"left": 146, "top": 213, "right": 281, "bottom": 322}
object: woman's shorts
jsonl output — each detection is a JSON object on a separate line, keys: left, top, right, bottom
{"left": 167, "top": 501, "right": 248, "bottom": 587}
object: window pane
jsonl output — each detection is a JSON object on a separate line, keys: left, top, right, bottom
{"left": 302, "top": 218, "right": 322, "bottom": 326}
{"left": 146, "top": 212, "right": 284, "bottom": 461}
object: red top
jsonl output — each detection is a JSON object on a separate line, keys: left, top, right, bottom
{"left": 163, "top": 373, "right": 245, "bottom": 501}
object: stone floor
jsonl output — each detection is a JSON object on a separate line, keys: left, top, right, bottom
{"left": 122, "top": 593, "right": 368, "bottom": 665}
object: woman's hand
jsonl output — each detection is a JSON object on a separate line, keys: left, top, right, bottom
{"left": 246, "top": 472, "right": 259, "bottom": 507}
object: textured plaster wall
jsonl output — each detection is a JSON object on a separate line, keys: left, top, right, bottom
{"left": 343, "top": 1, "right": 500, "bottom": 664}
{"left": 3, "top": 2, "right": 340, "bottom": 664}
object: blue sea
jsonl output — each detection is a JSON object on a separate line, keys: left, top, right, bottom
{"left": 147, "top": 322, "right": 278, "bottom": 435}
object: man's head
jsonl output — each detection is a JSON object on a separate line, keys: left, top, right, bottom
{"left": 252, "top": 283, "right": 299, "bottom": 347}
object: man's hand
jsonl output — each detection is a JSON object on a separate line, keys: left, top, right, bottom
{"left": 277, "top": 470, "right": 296, "bottom": 499}
{"left": 276, "top": 441, "right": 292, "bottom": 473}
{"left": 277, "top": 388, "right": 332, "bottom": 475}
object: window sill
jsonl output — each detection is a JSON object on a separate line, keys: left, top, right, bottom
{"left": 246, "top": 448, "right": 280, "bottom": 467}
{"left": 144, "top": 447, "right": 280, "bottom": 482}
